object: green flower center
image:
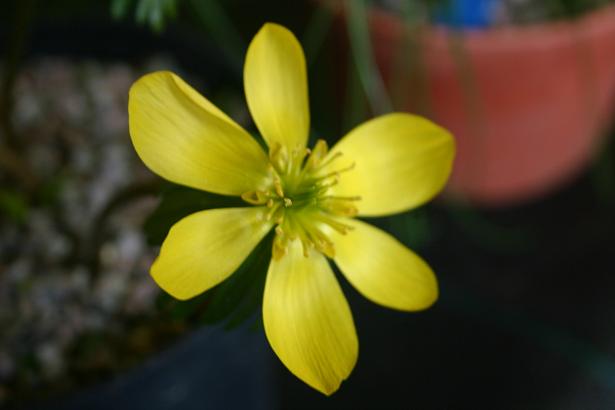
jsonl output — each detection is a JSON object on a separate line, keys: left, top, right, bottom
{"left": 241, "top": 140, "right": 360, "bottom": 259}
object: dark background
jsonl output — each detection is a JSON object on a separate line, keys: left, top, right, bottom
{"left": 2, "top": 0, "right": 615, "bottom": 409}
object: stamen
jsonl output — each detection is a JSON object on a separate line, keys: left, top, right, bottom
{"left": 266, "top": 202, "right": 283, "bottom": 221}
{"left": 241, "top": 190, "right": 269, "bottom": 205}
{"left": 312, "top": 212, "right": 354, "bottom": 234}
{"left": 323, "top": 195, "right": 362, "bottom": 201}
{"left": 272, "top": 231, "right": 288, "bottom": 260}
{"left": 257, "top": 139, "right": 364, "bottom": 259}
{"left": 302, "top": 222, "right": 335, "bottom": 258}
{"left": 300, "top": 240, "right": 312, "bottom": 257}
{"left": 317, "top": 177, "right": 339, "bottom": 190}
{"left": 316, "top": 151, "right": 343, "bottom": 170}
{"left": 321, "top": 201, "right": 359, "bottom": 217}
{"left": 269, "top": 142, "right": 288, "bottom": 174}
{"left": 317, "top": 162, "right": 356, "bottom": 181}
{"left": 274, "top": 179, "right": 285, "bottom": 198}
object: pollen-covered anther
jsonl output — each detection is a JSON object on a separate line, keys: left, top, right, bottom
{"left": 317, "top": 176, "right": 340, "bottom": 190}
{"left": 311, "top": 212, "right": 355, "bottom": 235}
{"left": 303, "top": 224, "right": 336, "bottom": 258}
{"left": 257, "top": 138, "right": 362, "bottom": 259}
{"left": 269, "top": 142, "right": 288, "bottom": 173}
{"left": 272, "top": 230, "right": 288, "bottom": 260}
{"left": 317, "top": 162, "right": 355, "bottom": 184}
{"left": 273, "top": 179, "right": 285, "bottom": 198}
{"left": 320, "top": 195, "right": 361, "bottom": 217}
{"left": 241, "top": 190, "right": 269, "bottom": 205}
{"left": 265, "top": 202, "right": 283, "bottom": 221}
{"left": 303, "top": 139, "right": 329, "bottom": 172}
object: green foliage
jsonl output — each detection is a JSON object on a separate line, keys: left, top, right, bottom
{"left": 384, "top": 208, "right": 433, "bottom": 250}
{"left": 147, "top": 182, "right": 272, "bottom": 329}
{"left": 200, "top": 231, "right": 273, "bottom": 329}
{"left": 543, "top": 0, "right": 611, "bottom": 19}
{"left": 347, "top": 0, "right": 392, "bottom": 115}
{"left": 187, "top": 0, "right": 245, "bottom": 67}
{"left": 155, "top": 231, "right": 273, "bottom": 329}
{"left": 111, "top": 0, "right": 179, "bottom": 32}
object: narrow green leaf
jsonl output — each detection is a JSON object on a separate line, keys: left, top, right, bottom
{"left": 346, "top": 0, "right": 392, "bottom": 114}
{"left": 201, "top": 231, "right": 273, "bottom": 329}
{"left": 188, "top": 0, "right": 245, "bottom": 68}
{"left": 302, "top": 4, "right": 335, "bottom": 67}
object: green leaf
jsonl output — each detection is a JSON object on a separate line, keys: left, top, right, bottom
{"left": 143, "top": 183, "right": 244, "bottom": 246}
{"left": 200, "top": 231, "right": 273, "bottom": 329}
{"left": 111, "top": 0, "right": 180, "bottom": 32}
{"left": 187, "top": 0, "right": 244, "bottom": 68}
{"left": 110, "top": 0, "right": 134, "bottom": 19}
{"left": 384, "top": 208, "right": 432, "bottom": 249}
{"left": 346, "top": 0, "right": 392, "bottom": 114}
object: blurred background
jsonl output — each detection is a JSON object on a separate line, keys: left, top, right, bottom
{"left": 1, "top": 0, "right": 615, "bottom": 408}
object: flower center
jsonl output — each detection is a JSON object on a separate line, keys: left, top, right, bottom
{"left": 241, "top": 139, "right": 360, "bottom": 260}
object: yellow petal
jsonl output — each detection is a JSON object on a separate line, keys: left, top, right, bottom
{"left": 244, "top": 23, "right": 309, "bottom": 150}
{"left": 325, "top": 113, "right": 455, "bottom": 217}
{"left": 129, "top": 71, "right": 270, "bottom": 196}
{"left": 151, "top": 207, "right": 272, "bottom": 300}
{"left": 331, "top": 218, "right": 438, "bottom": 311}
{"left": 263, "top": 240, "right": 357, "bottom": 395}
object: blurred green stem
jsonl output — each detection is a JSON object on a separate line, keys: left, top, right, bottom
{"left": 342, "top": 49, "right": 368, "bottom": 132}
{"left": 446, "top": 31, "right": 487, "bottom": 192}
{"left": 388, "top": 1, "right": 432, "bottom": 115}
{"left": 346, "top": 0, "right": 392, "bottom": 115}
{"left": 1, "top": 0, "right": 34, "bottom": 148}
{"left": 188, "top": 0, "right": 245, "bottom": 70}
{"left": 302, "top": 3, "right": 334, "bottom": 67}
{"left": 0, "top": 0, "right": 39, "bottom": 193}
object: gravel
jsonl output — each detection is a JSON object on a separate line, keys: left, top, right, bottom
{"left": 0, "top": 56, "right": 186, "bottom": 403}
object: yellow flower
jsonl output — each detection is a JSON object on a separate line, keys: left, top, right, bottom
{"left": 128, "top": 23, "right": 454, "bottom": 395}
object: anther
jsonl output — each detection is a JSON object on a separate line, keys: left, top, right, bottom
{"left": 269, "top": 142, "right": 289, "bottom": 174}
{"left": 274, "top": 180, "right": 285, "bottom": 198}
{"left": 301, "top": 241, "right": 312, "bottom": 257}
{"left": 316, "top": 151, "right": 343, "bottom": 170}
{"left": 266, "top": 202, "right": 282, "bottom": 221}
{"left": 325, "top": 195, "right": 362, "bottom": 201}
{"left": 303, "top": 139, "right": 329, "bottom": 172}
{"left": 241, "top": 190, "right": 268, "bottom": 205}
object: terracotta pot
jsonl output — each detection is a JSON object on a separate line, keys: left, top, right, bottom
{"left": 349, "top": 4, "right": 615, "bottom": 205}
